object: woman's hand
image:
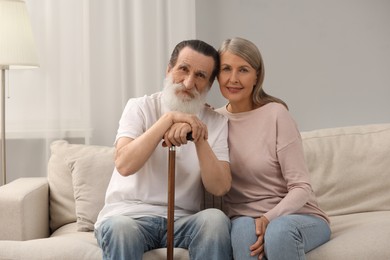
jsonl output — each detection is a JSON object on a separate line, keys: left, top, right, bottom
{"left": 250, "top": 216, "right": 270, "bottom": 259}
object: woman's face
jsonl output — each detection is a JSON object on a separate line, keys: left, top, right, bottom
{"left": 218, "top": 51, "right": 257, "bottom": 111}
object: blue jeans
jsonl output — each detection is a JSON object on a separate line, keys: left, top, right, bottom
{"left": 231, "top": 214, "right": 331, "bottom": 260}
{"left": 95, "top": 208, "right": 232, "bottom": 260}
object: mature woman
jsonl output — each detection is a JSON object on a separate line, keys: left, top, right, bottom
{"left": 216, "top": 37, "right": 331, "bottom": 260}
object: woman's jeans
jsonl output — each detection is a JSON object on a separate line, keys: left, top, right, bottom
{"left": 95, "top": 208, "right": 232, "bottom": 260}
{"left": 231, "top": 214, "right": 331, "bottom": 260}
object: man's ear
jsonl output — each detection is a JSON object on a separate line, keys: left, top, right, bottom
{"left": 166, "top": 65, "right": 171, "bottom": 74}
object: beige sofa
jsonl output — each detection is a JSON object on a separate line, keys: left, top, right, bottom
{"left": 1, "top": 123, "right": 390, "bottom": 260}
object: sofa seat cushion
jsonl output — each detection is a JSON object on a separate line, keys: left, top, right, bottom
{"left": 52, "top": 223, "right": 190, "bottom": 260}
{"left": 0, "top": 225, "right": 101, "bottom": 260}
{"left": 307, "top": 211, "right": 390, "bottom": 260}
{"left": 143, "top": 248, "right": 190, "bottom": 259}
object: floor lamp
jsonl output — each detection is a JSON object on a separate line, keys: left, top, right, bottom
{"left": 0, "top": 0, "right": 39, "bottom": 186}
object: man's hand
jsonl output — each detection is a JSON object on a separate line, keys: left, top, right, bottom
{"left": 250, "top": 216, "right": 270, "bottom": 259}
{"left": 169, "top": 112, "right": 208, "bottom": 142}
{"left": 163, "top": 123, "right": 192, "bottom": 147}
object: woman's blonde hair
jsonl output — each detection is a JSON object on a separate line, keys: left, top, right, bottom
{"left": 218, "top": 37, "right": 288, "bottom": 109}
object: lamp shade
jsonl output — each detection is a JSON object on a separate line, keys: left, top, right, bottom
{"left": 0, "top": 0, "right": 39, "bottom": 69}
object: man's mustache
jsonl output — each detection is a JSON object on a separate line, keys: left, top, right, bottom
{"left": 173, "top": 84, "right": 200, "bottom": 99}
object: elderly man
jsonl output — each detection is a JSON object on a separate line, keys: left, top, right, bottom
{"left": 94, "top": 40, "right": 232, "bottom": 260}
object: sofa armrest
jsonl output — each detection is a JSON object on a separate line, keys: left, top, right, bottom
{"left": 0, "top": 177, "right": 50, "bottom": 241}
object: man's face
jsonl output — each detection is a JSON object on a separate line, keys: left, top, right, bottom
{"left": 166, "top": 47, "right": 214, "bottom": 101}
{"left": 162, "top": 47, "right": 214, "bottom": 114}
{"left": 161, "top": 76, "right": 208, "bottom": 114}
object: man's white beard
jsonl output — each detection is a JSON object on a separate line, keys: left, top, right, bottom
{"left": 161, "top": 77, "right": 208, "bottom": 114}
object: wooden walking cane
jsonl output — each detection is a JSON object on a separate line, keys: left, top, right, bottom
{"left": 167, "top": 132, "right": 193, "bottom": 260}
{"left": 167, "top": 145, "right": 176, "bottom": 260}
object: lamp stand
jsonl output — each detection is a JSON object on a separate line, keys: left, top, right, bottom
{"left": 0, "top": 0, "right": 40, "bottom": 186}
{"left": 1, "top": 68, "right": 6, "bottom": 186}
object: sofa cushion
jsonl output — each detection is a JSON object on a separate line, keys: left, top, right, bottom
{"left": 67, "top": 145, "right": 115, "bottom": 231}
{"left": 48, "top": 141, "right": 78, "bottom": 232}
{"left": 306, "top": 211, "right": 390, "bottom": 260}
{"left": 48, "top": 140, "right": 114, "bottom": 232}
{"left": 49, "top": 223, "right": 190, "bottom": 260}
{"left": 301, "top": 124, "right": 390, "bottom": 216}
{"left": 0, "top": 226, "right": 102, "bottom": 260}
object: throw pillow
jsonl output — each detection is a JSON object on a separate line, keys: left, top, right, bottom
{"left": 67, "top": 145, "right": 115, "bottom": 232}
{"left": 48, "top": 140, "right": 79, "bottom": 232}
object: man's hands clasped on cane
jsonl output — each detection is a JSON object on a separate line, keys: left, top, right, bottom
{"left": 163, "top": 113, "right": 208, "bottom": 147}
{"left": 163, "top": 112, "right": 208, "bottom": 146}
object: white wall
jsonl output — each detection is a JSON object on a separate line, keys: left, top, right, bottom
{"left": 3, "top": 1, "right": 390, "bottom": 183}
{"left": 3, "top": 0, "right": 198, "bottom": 183}
{"left": 198, "top": 0, "right": 390, "bottom": 131}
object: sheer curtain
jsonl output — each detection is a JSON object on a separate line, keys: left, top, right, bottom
{"left": 5, "top": 0, "right": 195, "bottom": 182}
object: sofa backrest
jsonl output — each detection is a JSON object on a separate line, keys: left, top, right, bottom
{"left": 47, "top": 123, "right": 390, "bottom": 232}
{"left": 48, "top": 139, "right": 228, "bottom": 233}
{"left": 301, "top": 124, "right": 390, "bottom": 217}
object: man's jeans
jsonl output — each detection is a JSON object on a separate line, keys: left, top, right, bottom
{"left": 95, "top": 208, "right": 232, "bottom": 260}
{"left": 231, "top": 214, "right": 331, "bottom": 260}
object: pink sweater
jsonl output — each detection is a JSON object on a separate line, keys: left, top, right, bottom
{"left": 216, "top": 103, "right": 329, "bottom": 223}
